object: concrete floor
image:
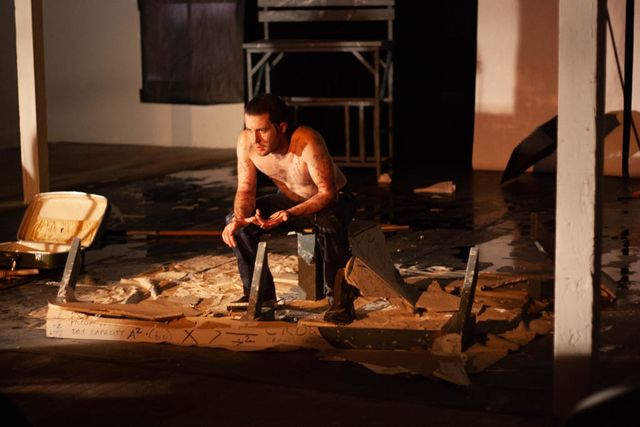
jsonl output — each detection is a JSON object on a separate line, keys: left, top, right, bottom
{"left": 1, "top": 144, "right": 640, "bottom": 426}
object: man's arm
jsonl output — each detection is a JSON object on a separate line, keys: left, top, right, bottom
{"left": 285, "top": 129, "right": 338, "bottom": 217}
{"left": 233, "top": 136, "right": 257, "bottom": 220}
{"left": 222, "top": 135, "right": 257, "bottom": 247}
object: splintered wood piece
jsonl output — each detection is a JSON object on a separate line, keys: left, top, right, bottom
{"left": 242, "top": 241, "right": 268, "bottom": 321}
{"left": 443, "top": 246, "right": 479, "bottom": 351}
{"left": 53, "top": 299, "right": 201, "bottom": 321}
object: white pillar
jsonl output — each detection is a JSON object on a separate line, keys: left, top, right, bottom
{"left": 555, "top": 0, "right": 605, "bottom": 417}
{"left": 15, "top": 0, "right": 49, "bottom": 203}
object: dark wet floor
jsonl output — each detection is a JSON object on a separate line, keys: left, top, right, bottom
{"left": 1, "top": 147, "right": 640, "bottom": 426}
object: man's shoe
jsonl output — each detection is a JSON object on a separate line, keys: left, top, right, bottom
{"left": 323, "top": 302, "right": 356, "bottom": 325}
{"left": 230, "top": 294, "right": 277, "bottom": 306}
{"left": 231, "top": 295, "right": 250, "bottom": 304}
{"left": 262, "top": 297, "right": 277, "bottom": 308}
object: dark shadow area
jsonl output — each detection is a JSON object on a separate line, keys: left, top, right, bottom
{"left": 393, "top": 0, "right": 477, "bottom": 172}
{"left": 242, "top": 0, "right": 478, "bottom": 174}
{"left": 0, "top": 1, "right": 23, "bottom": 202}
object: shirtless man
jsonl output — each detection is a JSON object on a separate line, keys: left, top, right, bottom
{"left": 222, "top": 93, "right": 357, "bottom": 324}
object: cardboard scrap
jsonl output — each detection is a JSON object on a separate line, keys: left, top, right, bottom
{"left": 346, "top": 221, "right": 419, "bottom": 305}
{"left": 528, "top": 312, "right": 554, "bottom": 335}
{"left": 377, "top": 172, "right": 392, "bottom": 185}
{"left": 445, "top": 275, "right": 529, "bottom": 293}
{"left": 434, "top": 360, "right": 471, "bottom": 386}
{"left": 484, "top": 334, "right": 520, "bottom": 352}
{"left": 320, "top": 349, "right": 470, "bottom": 385}
{"left": 475, "top": 287, "right": 530, "bottom": 312}
{"left": 345, "top": 256, "right": 403, "bottom": 300}
{"left": 348, "top": 222, "right": 411, "bottom": 290}
{"left": 416, "top": 281, "right": 461, "bottom": 312}
{"left": 413, "top": 181, "right": 456, "bottom": 194}
{"left": 464, "top": 343, "right": 509, "bottom": 374}
{"left": 476, "top": 306, "right": 521, "bottom": 324}
{"left": 430, "top": 333, "right": 463, "bottom": 354}
{"left": 497, "top": 321, "right": 537, "bottom": 346}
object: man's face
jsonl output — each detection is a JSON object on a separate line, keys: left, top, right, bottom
{"left": 244, "top": 113, "right": 285, "bottom": 156}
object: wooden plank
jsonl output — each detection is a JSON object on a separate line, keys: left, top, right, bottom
{"left": 259, "top": 9, "right": 394, "bottom": 23}
{"left": 258, "top": 0, "right": 394, "bottom": 8}
{"left": 443, "top": 246, "right": 479, "bottom": 351}
{"left": 15, "top": 0, "right": 49, "bottom": 203}
{"left": 555, "top": 0, "right": 606, "bottom": 416}
{"left": 242, "top": 241, "right": 269, "bottom": 320}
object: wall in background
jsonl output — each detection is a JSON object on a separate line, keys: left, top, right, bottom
{"left": 473, "top": 0, "right": 640, "bottom": 177}
{"left": 43, "top": 0, "right": 243, "bottom": 149}
{"left": 473, "top": 0, "right": 558, "bottom": 172}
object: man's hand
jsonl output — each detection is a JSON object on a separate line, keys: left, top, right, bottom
{"left": 222, "top": 209, "right": 290, "bottom": 248}
{"left": 252, "top": 209, "right": 289, "bottom": 230}
{"left": 222, "top": 217, "right": 251, "bottom": 248}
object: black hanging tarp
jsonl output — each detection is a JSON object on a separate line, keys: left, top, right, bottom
{"left": 138, "top": 0, "right": 244, "bottom": 105}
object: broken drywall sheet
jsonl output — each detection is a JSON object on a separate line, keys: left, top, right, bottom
{"left": 43, "top": 251, "right": 556, "bottom": 386}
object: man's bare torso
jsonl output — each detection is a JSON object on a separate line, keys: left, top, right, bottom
{"left": 241, "top": 126, "right": 346, "bottom": 202}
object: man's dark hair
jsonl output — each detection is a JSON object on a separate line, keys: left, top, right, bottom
{"left": 245, "top": 93, "right": 289, "bottom": 126}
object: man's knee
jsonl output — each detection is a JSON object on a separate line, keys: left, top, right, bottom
{"left": 314, "top": 210, "right": 341, "bottom": 230}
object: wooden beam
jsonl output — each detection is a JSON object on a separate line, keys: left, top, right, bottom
{"left": 242, "top": 241, "right": 270, "bottom": 321}
{"left": 442, "top": 246, "right": 479, "bottom": 351}
{"left": 622, "top": 0, "right": 635, "bottom": 179}
{"left": 555, "top": 0, "right": 606, "bottom": 417}
{"left": 14, "top": 0, "right": 49, "bottom": 204}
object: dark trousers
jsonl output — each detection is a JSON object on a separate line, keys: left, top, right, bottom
{"left": 225, "top": 191, "right": 355, "bottom": 305}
